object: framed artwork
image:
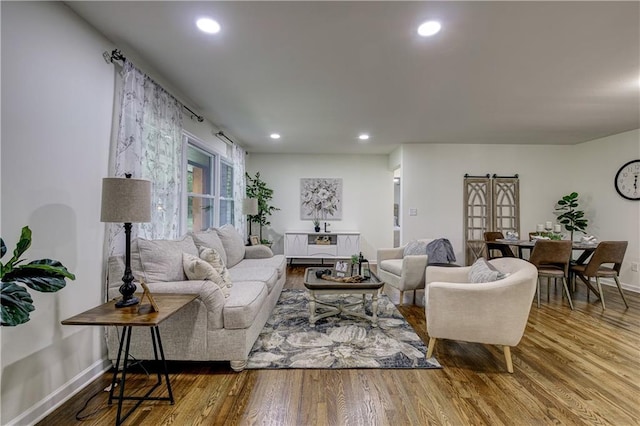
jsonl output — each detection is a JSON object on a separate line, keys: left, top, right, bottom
{"left": 300, "top": 178, "right": 343, "bottom": 220}
{"left": 249, "top": 235, "right": 260, "bottom": 246}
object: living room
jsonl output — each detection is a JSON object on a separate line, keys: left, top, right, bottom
{"left": 1, "top": 2, "right": 639, "bottom": 425}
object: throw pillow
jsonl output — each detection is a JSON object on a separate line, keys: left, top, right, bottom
{"left": 191, "top": 228, "right": 228, "bottom": 266}
{"left": 468, "top": 257, "right": 507, "bottom": 283}
{"left": 183, "top": 252, "right": 230, "bottom": 298}
{"left": 199, "top": 247, "right": 233, "bottom": 296}
{"left": 215, "top": 224, "right": 246, "bottom": 268}
{"left": 404, "top": 240, "right": 427, "bottom": 256}
{"left": 135, "top": 235, "right": 199, "bottom": 282}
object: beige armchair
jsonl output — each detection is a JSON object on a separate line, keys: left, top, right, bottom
{"left": 425, "top": 257, "right": 537, "bottom": 373}
{"left": 377, "top": 239, "right": 433, "bottom": 305}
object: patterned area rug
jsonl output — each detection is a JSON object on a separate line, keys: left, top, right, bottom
{"left": 247, "top": 289, "right": 441, "bottom": 369}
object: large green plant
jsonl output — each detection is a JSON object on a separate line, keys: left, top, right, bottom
{"left": 555, "top": 192, "right": 588, "bottom": 241}
{"left": 1, "top": 226, "right": 76, "bottom": 326}
{"left": 245, "top": 172, "right": 280, "bottom": 243}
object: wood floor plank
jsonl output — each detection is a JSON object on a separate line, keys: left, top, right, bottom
{"left": 37, "top": 266, "right": 640, "bottom": 425}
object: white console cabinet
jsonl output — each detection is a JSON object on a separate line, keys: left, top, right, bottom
{"left": 284, "top": 231, "right": 360, "bottom": 262}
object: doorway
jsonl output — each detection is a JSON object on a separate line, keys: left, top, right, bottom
{"left": 393, "top": 169, "right": 401, "bottom": 247}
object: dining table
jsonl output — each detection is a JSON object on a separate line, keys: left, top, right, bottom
{"left": 489, "top": 238, "right": 601, "bottom": 295}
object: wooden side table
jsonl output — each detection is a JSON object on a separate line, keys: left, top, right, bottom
{"left": 61, "top": 294, "right": 197, "bottom": 425}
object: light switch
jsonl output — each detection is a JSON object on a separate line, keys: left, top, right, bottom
{"left": 409, "top": 208, "right": 418, "bottom": 216}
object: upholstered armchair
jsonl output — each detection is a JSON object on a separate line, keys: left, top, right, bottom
{"left": 377, "top": 239, "right": 433, "bottom": 305}
{"left": 424, "top": 257, "right": 538, "bottom": 373}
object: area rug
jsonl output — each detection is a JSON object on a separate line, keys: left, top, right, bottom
{"left": 246, "top": 289, "right": 441, "bottom": 369}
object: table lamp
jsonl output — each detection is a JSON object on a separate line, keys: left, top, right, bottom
{"left": 242, "top": 198, "right": 259, "bottom": 242}
{"left": 101, "top": 174, "right": 151, "bottom": 308}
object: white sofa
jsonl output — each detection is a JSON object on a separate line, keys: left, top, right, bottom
{"left": 105, "top": 224, "right": 286, "bottom": 371}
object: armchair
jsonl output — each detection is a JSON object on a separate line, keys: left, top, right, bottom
{"left": 377, "top": 239, "right": 433, "bottom": 305}
{"left": 425, "top": 257, "right": 537, "bottom": 373}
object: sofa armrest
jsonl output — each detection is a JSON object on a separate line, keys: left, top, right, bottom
{"left": 377, "top": 247, "right": 404, "bottom": 263}
{"left": 400, "top": 254, "right": 429, "bottom": 287}
{"left": 244, "top": 245, "right": 274, "bottom": 259}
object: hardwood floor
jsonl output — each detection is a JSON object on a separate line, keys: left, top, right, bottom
{"left": 39, "top": 266, "right": 640, "bottom": 425}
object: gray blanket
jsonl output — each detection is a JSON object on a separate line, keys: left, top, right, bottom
{"left": 426, "top": 238, "right": 456, "bottom": 264}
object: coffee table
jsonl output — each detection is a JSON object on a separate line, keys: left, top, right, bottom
{"left": 303, "top": 267, "right": 385, "bottom": 327}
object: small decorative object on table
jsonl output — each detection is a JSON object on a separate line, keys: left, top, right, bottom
{"left": 313, "top": 219, "right": 321, "bottom": 232}
{"left": 249, "top": 235, "right": 260, "bottom": 246}
{"left": 138, "top": 281, "right": 159, "bottom": 313}
{"left": 334, "top": 260, "right": 349, "bottom": 277}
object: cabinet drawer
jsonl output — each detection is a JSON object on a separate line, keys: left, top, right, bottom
{"left": 307, "top": 245, "right": 338, "bottom": 257}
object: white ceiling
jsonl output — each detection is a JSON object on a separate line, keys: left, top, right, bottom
{"left": 66, "top": 1, "right": 640, "bottom": 155}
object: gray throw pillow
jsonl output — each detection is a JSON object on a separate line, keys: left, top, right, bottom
{"left": 215, "top": 224, "right": 246, "bottom": 268}
{"left": 136, "top": 235, "right": 199, "bottom": 282}
{"left": 404, "top": 240, "right": 427, "bottom": 256}
{"left": 191, "top": 228, "right": 228, "bottom": 266}
{"left": 468, "top": 257, "right": 507, "bottom": 283}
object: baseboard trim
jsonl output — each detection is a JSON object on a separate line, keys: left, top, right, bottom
{"left": 6, "top": 358, "right": 112, "bottom": 426}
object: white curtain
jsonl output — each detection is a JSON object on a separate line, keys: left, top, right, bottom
{"left": 107, "top": 61, "right": 184, "bottom": 255}
{"left": 232, "top": 143, "right": 247, "bottom": 238}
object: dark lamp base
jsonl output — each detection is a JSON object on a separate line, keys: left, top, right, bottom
{"left": 115, "top": 296, "right": 140, "bottom": 308}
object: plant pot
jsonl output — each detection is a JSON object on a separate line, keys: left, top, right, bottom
{"left": 314, "top": 226, "right": 321, "bottom": 232}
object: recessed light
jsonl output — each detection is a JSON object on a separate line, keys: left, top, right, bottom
{"left": 196, "top": 18, "right": 220, "bottom": 34}
{"left": 418, "top": 21, "right": 441, "bottom": 37}
{"left": 358, "top": 134, "right": 370, "bottom": 141}
{"left": 270, "top": 133, "right": 281, "bottom": 139}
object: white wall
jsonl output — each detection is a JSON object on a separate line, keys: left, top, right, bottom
{"left": 245, "top": 154, "right": 393, "bottom": 261}
{"left": 1, "top": 2, "right": 115, "bottom": 424}
{"left": 400, "top": 133, "right": 640, "bottom": 290}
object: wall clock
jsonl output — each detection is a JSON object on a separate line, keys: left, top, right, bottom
{"left": 614, "top": 159, "right": 640, "bottom": 200}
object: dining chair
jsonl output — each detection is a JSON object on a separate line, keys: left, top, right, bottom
{"left": 570, "top": 241, "right": 629, "bottom": 310}
{"left": 528, "top": 240, "right": 574, "bottom": 310}
{"left": 484, "top": 231, "right": 515, "bottom": 260}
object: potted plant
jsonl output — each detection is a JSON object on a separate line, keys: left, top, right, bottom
{"left": 1, "top": 226, "right": 76, "bottom": 326}
{"left": 245, "top": 172, "right": 280, "bottom": 244}
{"left": 312, "top": 218, "right": 321, "bottom": 233}
{"left": 554, "top": 192, "right": 588, "bottom": 241}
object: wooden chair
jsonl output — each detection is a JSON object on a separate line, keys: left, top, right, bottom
{"left": 570, "top": 241, "right": 629, "bottom": 310}
{"left": 484, "top": 231, "right": 515, "bottom": 260}
{"left": 528, "top": 240, "right": 574, "bottom": 310}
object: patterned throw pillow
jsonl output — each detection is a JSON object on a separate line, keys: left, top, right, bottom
{"left": 403, "top": 240, "right": 427, "bottom": 256}
{"left": 199, "top": 247, "right": 233, "bottom": 296}
{"left": 468, "top": 258, "right": 507, "bottom": 283}
{"left": 182, "top": 252, "right": 230, "bottom": 298}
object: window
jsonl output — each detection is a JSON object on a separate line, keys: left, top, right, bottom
{"left": 184, "top": 136, "right": 234, "bottom": 232}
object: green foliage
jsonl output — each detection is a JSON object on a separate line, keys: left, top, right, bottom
{"left": 554, "top": 192, "right": 588, "bottom": 240}
{"left": 1, "top": 226, "right": 76, "bottom": 326}
{"left": 245, "top": 172, "right": 280, "bottom": 242}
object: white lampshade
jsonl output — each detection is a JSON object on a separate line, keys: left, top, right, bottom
{"left": 242, "top": 198, "right": 259, "bottom": 216}
{"left": 101, "top": 177, "right": 152, "bottom": 223}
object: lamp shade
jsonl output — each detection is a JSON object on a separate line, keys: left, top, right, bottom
{"left": 242, "top": 198, "right": 259, "bottom": 216}
{"left": 101, "top": 177, "right": 152, "bottom": 223}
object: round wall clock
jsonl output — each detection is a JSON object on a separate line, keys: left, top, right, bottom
{"left": 614, "top": 159, "right": 640, "bottom": 200}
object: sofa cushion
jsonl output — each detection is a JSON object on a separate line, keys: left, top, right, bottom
{"left": 215, "top": 224, "right": 246, "bottom": 268}
{"left": 223, "top": 281, "right": 268, "bottom": 329}
{"left": 182, "top": 252, "right": 230, "bottom": 298}
{"left": 199, "top": 247, "right": 233, "bottom": 295}
{"left": 379, "top": 259, "right": 403, "bottom": 276}
{"left": 191, "top": 228, "right": 228, "bottom": 266}
{"left": 469, "top": 257, "right": 507, "bottom": 283}
{"left": 404, "top": 240, "right": 427, "bottom": 256}
{"left": 135, "top": 235, "right": 199, "bottom": 282}
{"left": 229, "top": 267, "right": 278, "bottom": 293}
{"left": 232, "top": 255, "right": 286, "bottom": 279}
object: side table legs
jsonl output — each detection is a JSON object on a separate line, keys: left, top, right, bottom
{"left": 108, "top": 325, "right": 174, "bottom": 425}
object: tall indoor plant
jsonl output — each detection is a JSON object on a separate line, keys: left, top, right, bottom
{"left": 554, "top": 192, "right": 588, "bottom": 241}
{"left": 245, "top": 172, "right": 280, "bottom": 244}
{"left": 1, "top": 226, "right": 76, "bottom": 326}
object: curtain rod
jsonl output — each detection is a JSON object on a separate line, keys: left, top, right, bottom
{"left": 215, "top": 131, "right": 235, "bottom": 146}
{"left": 103, "top": 49, "right": 204, "bottom": 123}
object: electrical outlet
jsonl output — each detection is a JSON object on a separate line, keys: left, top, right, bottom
{"left": 632, "top": 262, "right": 639, "bottom": 273}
